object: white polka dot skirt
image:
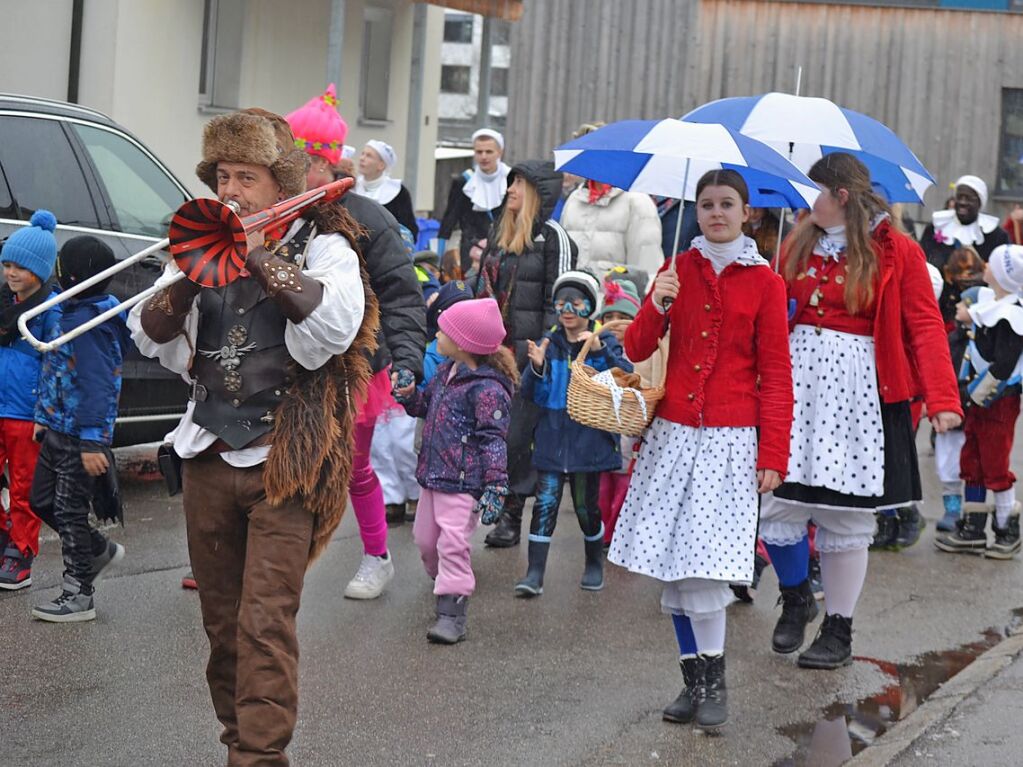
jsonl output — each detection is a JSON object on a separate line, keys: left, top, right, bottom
{"left": 785, "top": 325, "right": 885, "bottom": 497}
{"left": 608, "top": 419, "right": 758, "bottom": 584}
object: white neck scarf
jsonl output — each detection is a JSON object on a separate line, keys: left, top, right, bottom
{"left": 463, "top": 162, "right": 511, "bottom": 212}
{"left": 691, "top": 235, "right": 766, "bottom": 274}
{"left": 931, "top": 209, "right": 1001, "bottom": 248}
{"left": 814, "top": 224, "right": 848, "bottom": 260}
{"left": 355, "top": 173, "right": 403, "bottom": 205}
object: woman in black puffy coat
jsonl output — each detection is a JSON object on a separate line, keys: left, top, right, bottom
{"left": 474, "top": 159, "right": 577, "bottom": 547}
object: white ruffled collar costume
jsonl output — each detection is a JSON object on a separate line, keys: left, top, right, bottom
{"left": 355, "top": 173, "right": 403, "bottom": 205}
{"left": 811, "top": 213, "right": 891, "bottom": 261}
{"left": 691, "top": 234, "right": 767, "bottom": 274}
{"left": 969, "top": 288, "right": 1023, "bottom": 335}
{"left": 931, "top": 209, "right": 1001, "bottom": 248}
{"left": 463, "top": 162, "right": 511, "bottom": 212}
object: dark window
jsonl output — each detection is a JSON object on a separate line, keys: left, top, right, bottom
{"left": 491, "top": 20, "right": 511, "bottom": 45}
{"left": 198, "top": 0, "right": 244, "bottom": 109}
{"left": 73, "top": 124, "right": 188, "bottom": 238}
{"left": 441, "top": 65, "right": 472, "bottom": 95}
{"left": 0, "top": 115, "right": 100, "bottom": 227}
{"left": 491, "top": 67, "right": 509, "bottom": 97}
{"left": 444, "top": 14, "right": 474, "bottom": 43}
{"left": 360, "top": 7, "right": 393, "bottom": 121}
{"left": 997, "top": 88, "right": 1023, "bottom": 196}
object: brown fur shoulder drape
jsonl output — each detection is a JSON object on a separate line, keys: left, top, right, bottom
{"left": 262, "top": 200, "right": 380, "bottom": 564}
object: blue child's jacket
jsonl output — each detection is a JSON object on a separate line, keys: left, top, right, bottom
{"left": 35, "top": 294, "right": 133, "bottom": 447}
{"left": 522, "top": 323, "right": 632, "bottom": 473}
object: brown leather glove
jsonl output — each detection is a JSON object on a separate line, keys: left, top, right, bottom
{"left": 245, "top": 246, "right": 324, "bottom": 323}
{"left": 140, "top": 279, "right": 201, "bottom": 342}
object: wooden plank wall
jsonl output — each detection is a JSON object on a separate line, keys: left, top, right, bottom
{"left": 506, "top": 0, "right": 1023, "bottom": 211}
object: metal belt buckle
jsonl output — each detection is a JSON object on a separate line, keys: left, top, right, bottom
{"left": 189, "top": 381, "right": 208, "bottom": 402}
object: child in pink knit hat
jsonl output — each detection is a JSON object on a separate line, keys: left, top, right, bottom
{"left": 395, "top": 299, "right": 518, "bottom": 644}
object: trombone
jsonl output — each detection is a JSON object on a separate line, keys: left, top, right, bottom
{"left": 17, "top": 178, "right": 354, "bottom": 353}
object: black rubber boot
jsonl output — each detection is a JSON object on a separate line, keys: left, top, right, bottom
{"left": 869, "top": 512, "right": 899, "bottom": 551}
{"left": 935, "top": 506, "right": 990, "bottom": 554}
{"left": 663, "top": 656, "right": 703, "bottom": 724}
{"left": 385, "top": 503, "right": 406, "bottom": 526}
{"left": 893, "top": 506, "right": 924, "bottom": 550}
{"left": 427, "top": 594, "right": 468, "bottom": 644}
{"left": 485, "top": 494, "right": 524, "bottom": 548}
{"left": 514, "top": 540, "right": 549, "bottom": 597}
{"left": 695, "top": 653, "right": 728, "bottom": 731}
{"left": 987, "top": 508, "right": 1021, "bottom": 560}
{"left": 580, "top": 538, "right": 604, "bottom": 591}
{"left": 772, "top": 579, "right": 819, "bottom": 654}
{"left": 797, "top": 613, "right": 853, "bottom": 669}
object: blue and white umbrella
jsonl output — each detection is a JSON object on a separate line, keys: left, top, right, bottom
{"left": 553, "top": 119, "right": 820, "bottom": 210}
{"left": 683, "top": 92, "right": 934, "bottom": 204}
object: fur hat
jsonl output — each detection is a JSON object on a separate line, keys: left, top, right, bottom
{"left": 438, "top": 298, "right": 506, "bottom": 355}
{"left": 285, "top": 84, "right": 349, "bottom": 166}
{"left": 2, "top": 210, "right": 57, "bottom": 282}
{"left": 196, "top": 108, "right": 308, "bottom": 198}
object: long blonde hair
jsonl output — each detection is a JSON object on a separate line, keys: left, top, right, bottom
{"left": 496, "top": 177, "right": 540, "bottom": 255}
{"left": 783, "top": 153, "right": 892, "bottom": 314}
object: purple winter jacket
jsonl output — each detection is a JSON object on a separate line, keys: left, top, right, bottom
{"left": 402, "top": 360, "right": 514, "bottom": 498}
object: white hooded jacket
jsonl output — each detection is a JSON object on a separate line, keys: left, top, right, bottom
{"left": 560, "top": 186, "right": 663, "bottom": 289}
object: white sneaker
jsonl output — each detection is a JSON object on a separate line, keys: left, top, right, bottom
{"left": 343, "top": 553, "right": 394, "bottom": 600}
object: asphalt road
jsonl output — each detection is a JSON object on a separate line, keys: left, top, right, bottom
{"left": 3, "top": 425, "right": 1022, "bottom": 767}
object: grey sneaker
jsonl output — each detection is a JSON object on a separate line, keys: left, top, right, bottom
{"left": 427, "top": 594, "right": 468, "bottom": 644}
{"left": 31, "top": 577, "right": 96, "bottom": 623}
{"left": 89, "top": 540, "right": 125, "bottom": 583}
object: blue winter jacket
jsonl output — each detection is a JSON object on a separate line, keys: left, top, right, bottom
{"left": 522, "top": 323, "right": 633, "bottom": 473}
{"left": 419, "top": 337, "right": 446, "bottom": 390}
{"left": 0, "top": 290, "right": 60, "bottom": 421}
{"left": 35, "top": 295, "right": 133, "bottom": 447}
{"left": 402, "top": 360, "right": 513, "bottom": 498}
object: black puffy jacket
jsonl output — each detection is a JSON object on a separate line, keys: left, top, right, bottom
{"left": 340, "top": 192, "right": 427, "bottom": 379}
{"left": 473, "top": 160, "right": 577, "bottom": 371}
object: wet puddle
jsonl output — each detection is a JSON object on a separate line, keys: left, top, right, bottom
{"left": 773, "top": 609, "right": 1023, "bottom": 767}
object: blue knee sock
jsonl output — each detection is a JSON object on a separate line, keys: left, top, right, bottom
{"left": 765, "top": 536, "right": 810, "bottom": 588}
{"left": 964, "top": 485, "right": 986, "bottom": 503}
{"left": 671, "top": 614, "right": 698, "bottom": 656}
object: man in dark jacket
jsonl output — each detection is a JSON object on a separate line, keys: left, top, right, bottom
{"left": 474, "top": 159, "right": 577, "bottom": 547}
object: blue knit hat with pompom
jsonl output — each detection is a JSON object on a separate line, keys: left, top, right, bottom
{"left": 2, "top": 210, "right": 58, "bottom": 282}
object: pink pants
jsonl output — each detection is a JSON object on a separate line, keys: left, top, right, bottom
{"left": 413, "top": 488, "right": 479, "bottom": 596}
{"left": 349, "top": 420, "right": 388, "bottom": 557}
{"left": 599, "top": 472, "right": 631, "bottom": 545}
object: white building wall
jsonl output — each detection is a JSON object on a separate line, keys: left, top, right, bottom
{"left": 0, "top": 0, "right": 74, "bottom": 101}
{"left": 0, "top": 0, "right": 441, "bottom": 207}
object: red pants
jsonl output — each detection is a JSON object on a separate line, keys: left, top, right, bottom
{"left": 960, "top": 396, "right": 1020, "bottom": 492}
{"left": 599, "top": 472, "right": 631, "bottom": 545}
{"left": 0, "top": 418, "right": 42, "bottom": 556}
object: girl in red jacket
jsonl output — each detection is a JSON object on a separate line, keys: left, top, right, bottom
{"left": 760, "top": 153, "right": 962, "bottom": 671}
{"left": 608, "top": 170, "right": 794, "bottom": 732}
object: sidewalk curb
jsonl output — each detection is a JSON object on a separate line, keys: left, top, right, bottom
{"left": 846, "top": 629, "right": 1023, "bottom": 767}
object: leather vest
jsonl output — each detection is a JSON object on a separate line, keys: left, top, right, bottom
{"left": 191, "top": 222, "right": 315, "bottom": 449}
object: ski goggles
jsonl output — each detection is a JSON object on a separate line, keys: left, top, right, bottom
{"left": 553, "top": 298, "right": 593, "bottom": 318}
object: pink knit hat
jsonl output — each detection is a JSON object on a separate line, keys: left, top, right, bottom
{"left": 438, "top": 298, "right": 507, "bottom": 355}
{"left": 285, "top": 83, "right": 348, "bottom": 165}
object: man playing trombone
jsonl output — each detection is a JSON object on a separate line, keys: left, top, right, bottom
{"left": 128, "top": 108, "right": 378, "bottom": 767}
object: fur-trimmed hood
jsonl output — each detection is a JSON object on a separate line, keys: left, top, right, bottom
{"left": 196, "top": 108, "right": 309, "bottom": 198}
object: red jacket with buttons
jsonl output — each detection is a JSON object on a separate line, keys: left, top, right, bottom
{"left": 625, "top": 249, "right": 794, "bottom": 475}
{"left": 781, "top": 220, "right": 963, "bottom": 417}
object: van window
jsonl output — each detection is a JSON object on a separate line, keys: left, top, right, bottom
{"left": 0, "top": 115, "right": 100, "bottom": 227}
{"left": 73, "top": 124, "right": 188, "bottom": 238}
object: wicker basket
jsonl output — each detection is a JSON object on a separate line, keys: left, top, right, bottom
{"left": 566, "top": 319, "right": 665, "bottom": 437}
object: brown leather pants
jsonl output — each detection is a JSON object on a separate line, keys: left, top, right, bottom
{"left": 183, "top": 454, "right": 313, "bottom": 767}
